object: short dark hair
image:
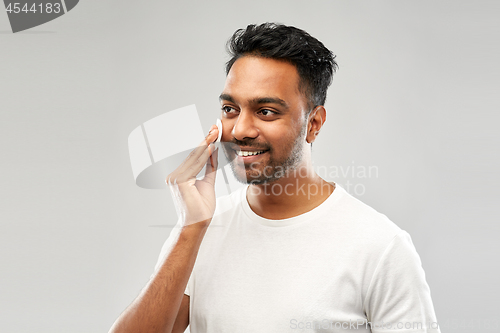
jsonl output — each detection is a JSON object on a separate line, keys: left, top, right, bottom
{"left": 225, "top": 23, "right": 338, "bottom": 109}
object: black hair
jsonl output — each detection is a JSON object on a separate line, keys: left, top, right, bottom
{"left": 225, "top": 23, "right": 338, "bottom": 110}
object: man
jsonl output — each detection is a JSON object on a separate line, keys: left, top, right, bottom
{"left": 110, "top": 23, "right": 441, "bottom": 333}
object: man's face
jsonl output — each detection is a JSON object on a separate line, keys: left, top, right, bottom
{"left": 219, "top": 56, "right": 310, "bottom": 185}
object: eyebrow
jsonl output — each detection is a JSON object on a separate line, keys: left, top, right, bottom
{"left": 219, "top": 93, "right": 289, "bottom": 109}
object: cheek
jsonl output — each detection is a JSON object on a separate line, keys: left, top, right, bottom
{"left": 266, "top": 129, "right": 294, "bottom": 151}
{"left": 274, "top": 125, "right": 305, "bottom": 152}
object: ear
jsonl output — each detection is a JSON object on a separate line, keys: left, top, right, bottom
{"left": 306, "top": 106, "right": 327, "bottom": 144}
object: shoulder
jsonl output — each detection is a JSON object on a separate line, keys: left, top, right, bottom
{"left": 328, "top": 185, "right": 401, "bottom": 244}
{"left": 363, "top": 229, "right": 439, "bottom": 327}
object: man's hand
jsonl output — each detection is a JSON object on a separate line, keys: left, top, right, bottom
{"left": 166, "top": 125, "right": 219, "bottom": 226}
{"left": 109, "top": 124, "right": 220, "bottom": 333}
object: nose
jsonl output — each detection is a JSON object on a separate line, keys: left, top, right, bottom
{"left": 231, "top": 110, "right": 259, "bottom": 141}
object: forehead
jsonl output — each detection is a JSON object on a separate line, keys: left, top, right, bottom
{"left": 222, "top": 56, "right": 305, "bottom": 105}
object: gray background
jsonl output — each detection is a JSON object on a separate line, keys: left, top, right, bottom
{"left": 1, "top": 1, "right": 498, "bottom": 332}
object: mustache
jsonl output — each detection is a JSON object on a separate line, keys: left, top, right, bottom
{"left": 227, "top": 138, "right": 271, "bottom": 151}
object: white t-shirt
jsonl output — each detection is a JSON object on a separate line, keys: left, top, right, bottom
{"left": 155, "top": 184, "right": 441, "bottom": 333}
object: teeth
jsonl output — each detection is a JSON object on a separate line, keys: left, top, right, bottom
{"left": 237, "top": 150, "right": 265, "bottom": 157}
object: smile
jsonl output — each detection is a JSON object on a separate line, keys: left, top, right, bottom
{"left": 235, "top": 150, "right": 267, "bottom": 157}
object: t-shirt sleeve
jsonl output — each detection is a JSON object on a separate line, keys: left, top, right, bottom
{"left": 152, "top": 224, "right": 191, "bottom": 296}
{"left": 363, "top": 230, "right": 441, "bottom": 333}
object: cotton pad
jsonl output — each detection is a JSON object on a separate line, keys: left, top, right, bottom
{"left": 215, "top": 118, "right": 223, "bottom": 143}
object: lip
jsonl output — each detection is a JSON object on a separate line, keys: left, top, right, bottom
{"left": 232, "top": 148, "right": 269, "bottom": 163}
{"left": 228, "top": 144, "right": 268, "bottom": 151}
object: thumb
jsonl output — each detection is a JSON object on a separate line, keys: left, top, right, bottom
{"left": 203, "top": 146, "right": 219, "bottom": 185}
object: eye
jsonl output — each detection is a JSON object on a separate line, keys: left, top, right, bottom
{"left": 221, "top": 106, "right": 238, "bottom": 114}
{"left": 258, "top": 109, "right": 278, "bottom": 117}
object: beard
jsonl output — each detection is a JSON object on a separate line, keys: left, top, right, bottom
{"left": 223, "top": 122, "right": 307, "bottom": 185}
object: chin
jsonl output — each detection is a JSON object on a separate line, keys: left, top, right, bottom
{"left": 230, "top": 164, "right": 283, "bottom": 185}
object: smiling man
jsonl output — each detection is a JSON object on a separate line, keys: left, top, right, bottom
{"left": 219, "top": 54, "right": 336, "bottom": 219}
{"left": 219, "top": 56, "right": 311, "bottom": 187}
{"left": 110, "top": 23, "right": 441, "bottom": 333}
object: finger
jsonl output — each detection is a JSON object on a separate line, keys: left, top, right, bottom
{"left": 180, "top": 125, "right": 219, "bottom": 169}
{"left": 196, "top": 148, "right": 218, "bottom": 191}
{"left": 212, "top": 144, "right": 219, "bottom": 170}
{"left": 207, "top": 125, "right": 219, "bottom": 144}
{"left": 176, "top": 143, "right": 215, "bottom": 184}
{"left": 203, "top": 147, "right": 219, "bottom": 185}
{"left": 208, "top": 142, "right": 218, "bottom": 170}
{"left": 168, "top": 125, "right": 219, "bottom": 182}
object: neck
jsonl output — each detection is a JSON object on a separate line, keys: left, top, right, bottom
{"left": 246, "top": 161, "right": 335, "bottom": 220}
